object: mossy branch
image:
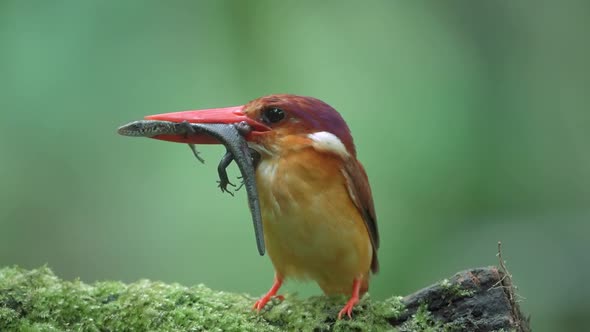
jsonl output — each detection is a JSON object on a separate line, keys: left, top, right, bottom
{"left": 0, "top": 266, "right": 529, "bottom": 331}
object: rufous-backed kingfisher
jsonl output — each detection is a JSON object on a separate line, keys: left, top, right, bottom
{"left": 144, "top": 94, "right": 379, "bottom": 319}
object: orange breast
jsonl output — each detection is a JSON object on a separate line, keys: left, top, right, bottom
{"left": 255, "top": 146, "right": 372, "bottom": 295}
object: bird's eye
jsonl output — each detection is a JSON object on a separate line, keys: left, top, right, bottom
{"left": 262, "top": 108, "right": 285, "bottom": 124}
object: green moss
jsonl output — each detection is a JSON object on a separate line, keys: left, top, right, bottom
{"left": 261, "top": 294, "right": 404, "bottom": 331}
{"left": 398, "top": 304, "right": 464, "bottom": 332}
{"left": 439, "top": 278, "right": 475, "bottom": 299}
{"left": 1, "top": 266, "right": 408, "bottom": 331}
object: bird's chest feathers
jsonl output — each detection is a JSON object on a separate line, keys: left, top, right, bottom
{"left": 256, "top": 148, "right": 347, "bottom": 225}
{"left": 255, "top": 149, "right": 363, "bottom": 266}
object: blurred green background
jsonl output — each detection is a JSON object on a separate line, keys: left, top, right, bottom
{"left": 1, "top": 1, "right": 588, "bottom": 331}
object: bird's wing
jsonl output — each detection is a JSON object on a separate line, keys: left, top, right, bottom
{"left": 342, "top": 158, "right": 380, "bottom": 273}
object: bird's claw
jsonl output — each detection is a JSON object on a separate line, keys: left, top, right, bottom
{"left": 253, "top": 276, "right": 284, "bottom": 312}
{"left": 252, "top": 294, "right": 284, "bottom": 312}
{"left": 337, "top": 296, "right": 359, "bottom": 319}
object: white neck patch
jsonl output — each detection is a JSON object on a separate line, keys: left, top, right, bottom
{"left": 307, "top": 131, "right": 349, "bottom": 158}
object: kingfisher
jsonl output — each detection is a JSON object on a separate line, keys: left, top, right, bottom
{"left": 144, "top": 94, "right": 379, "bottom": 319}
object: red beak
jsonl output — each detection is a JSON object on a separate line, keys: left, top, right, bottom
{"left": 144, "top": 106, "right": 270, "bottom": 144}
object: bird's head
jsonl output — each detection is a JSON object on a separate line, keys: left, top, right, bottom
{"left": 145, "top": 94, "right": 356, "bottom": 159}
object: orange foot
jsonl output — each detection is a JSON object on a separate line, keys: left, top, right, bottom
{"left": 253, "top": 275, "right": 284, "bottom": 312}
{"left": 338, "top": 278, "right": 362, "bottom": 319}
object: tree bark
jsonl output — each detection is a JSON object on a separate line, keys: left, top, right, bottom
{"left": 392, "top": 267, "right": 530, "bottom": 331}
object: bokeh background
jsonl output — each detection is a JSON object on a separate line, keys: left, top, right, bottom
{"left": 1, "top": 1, "right": 588, "bottom": 331}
